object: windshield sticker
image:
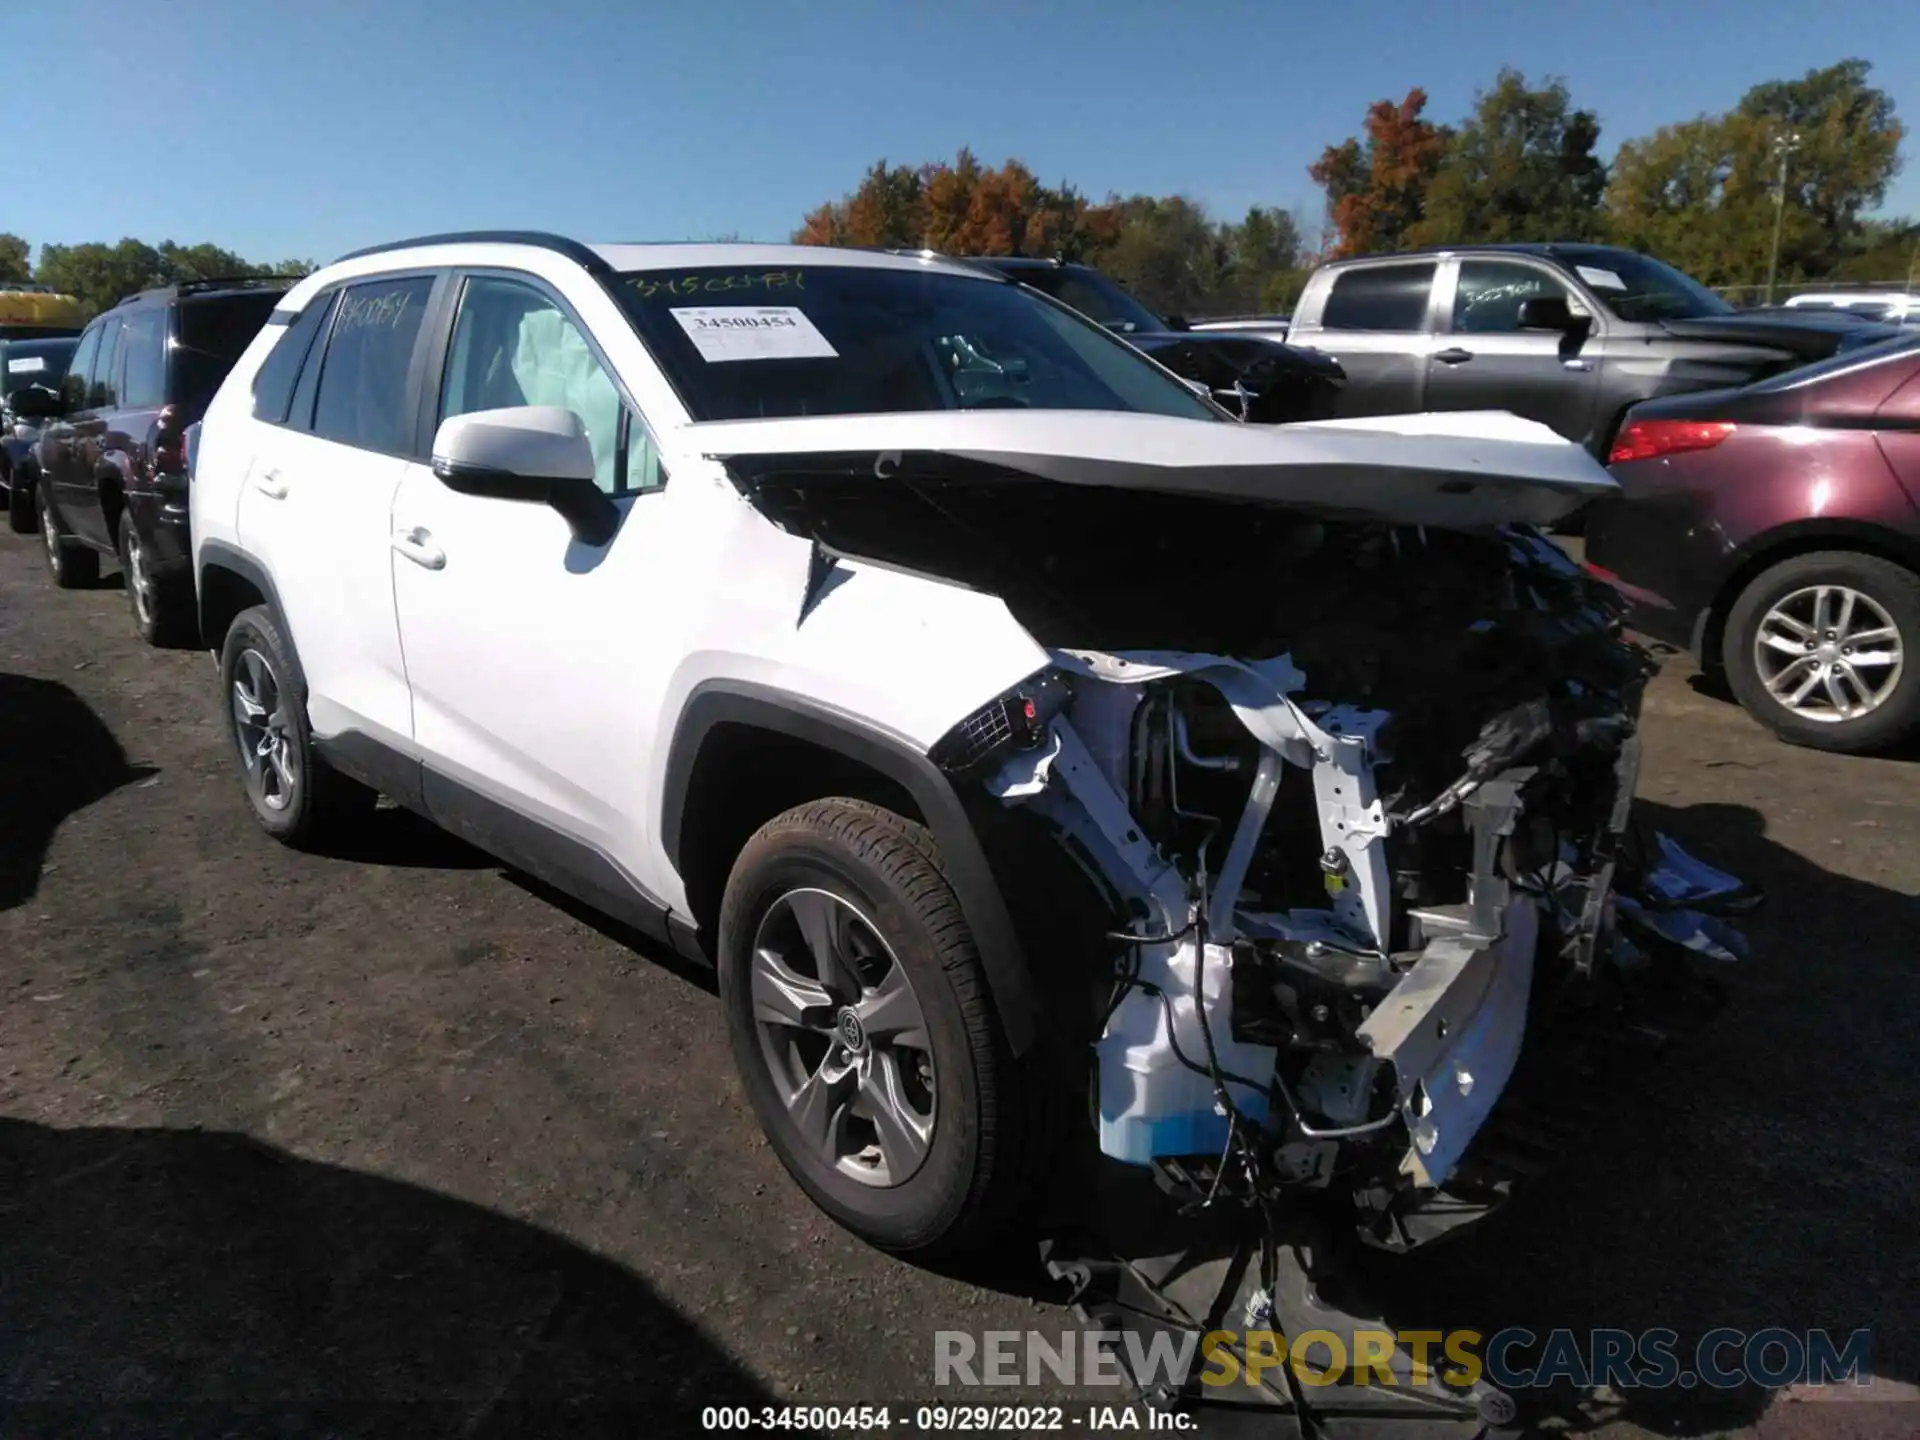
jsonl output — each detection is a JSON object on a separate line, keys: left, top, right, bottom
{"left": 6, "top": 355, "right": 47, "bottom": 373}
{"left": 671, "top": 306, "right": 838, "bottom": 363}
{"left": 634, "top": 272, "right": 805, "bottom": 300}
{"left": 1576, "top": 265, "right": 1626, "bottom": 292}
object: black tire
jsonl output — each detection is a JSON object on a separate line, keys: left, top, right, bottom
{"left": 219, "top": 604, "right": 377, "bottom": 848}
{"left": 118, "top": 510, "right": 195, "bottom": 647}
{"left": 1723, "top": 550, "right": 1920, "bottom": 754}
{"left": 717, "top": 798, "right": 1047, "bottom": 1257}
{"left": 37, "top": 484, "right": 99, "bottom": 588}
{"left": 5, "top": 465, "right": 34, "bottom": 534}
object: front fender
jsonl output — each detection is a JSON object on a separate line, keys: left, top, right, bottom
{"left": 661, "top": 680, "right": 1043, "bottom": 1055}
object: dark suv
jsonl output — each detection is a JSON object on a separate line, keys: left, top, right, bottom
{"left": 20, "top": 278, "right": 288, "bottom": 643}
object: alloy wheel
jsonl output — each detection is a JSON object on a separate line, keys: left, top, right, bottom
{"left": 231, "top": 647, "right": 299, "bottom": 812}
{"left": 749, "top": 887, "right": 937, "bottom": 1187}
{"left": 39, "top": 493, "right": 60, "bottom": 572}
{"left": 125, "top": 526, "right": 153, "bottom": 626}
{"left": 1754, "top": 584, "right": 1905, "bottom": 723}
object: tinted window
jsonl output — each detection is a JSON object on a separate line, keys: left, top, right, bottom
{"left": 613, "top": 265, "right": 1218, "bottom": 423}
{"left": 312, "top": 277, "right": 433, "bottom": 454}
{"left": 120, "top": 307, "right": 167, "bottom": 408}
{"left": 441, "top": 275, "right": 631, "bottom": 494}
{"left": 62, "top": 326, "right": 101, "bottom": 409}
{"left": 175, "top": 292, "right": 283, "bottom": 416}
{"left": 88, "top": 318, "right": 124, "bottom": 407}
{"left": 1449, "top": 261, "right": 1578, "bottom": 334}
{"left": 252, "top": 296, "right": 335, "bottom": 424}
{"left": 286, "top": 293, "right": 338, "bottom": 432}
{"left": 1321, "top": 263, "right": 1436, "bottom": 331}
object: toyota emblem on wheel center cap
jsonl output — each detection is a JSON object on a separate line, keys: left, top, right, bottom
{"left": 836, "top": 1007, "right": 867, "bottom": 1052}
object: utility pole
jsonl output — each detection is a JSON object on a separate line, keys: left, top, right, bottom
{"left": 1765, "top": 132, "right": 1802, "bottom": 305}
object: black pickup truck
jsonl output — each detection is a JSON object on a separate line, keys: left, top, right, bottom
{"left": 1283, "top": 242, "right": 1899, "bottom": 456}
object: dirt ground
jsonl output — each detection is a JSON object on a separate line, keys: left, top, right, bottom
{"left": 2, "top": 526, "right": 1917, "bottom": 1440}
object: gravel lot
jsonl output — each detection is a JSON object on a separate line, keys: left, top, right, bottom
{"left": 3, "top": 526, "right": 1917, "bottom": 1439}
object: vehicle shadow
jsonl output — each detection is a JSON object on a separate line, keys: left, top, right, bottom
{"left": 0, "top": 672, "right": 155, "bottom": 911}
{"left": 1358, "top": 798, "right": 1920, "bottom": 1434}
{"left": 0, "top": 1117, "right": 792, "bottom": 1438}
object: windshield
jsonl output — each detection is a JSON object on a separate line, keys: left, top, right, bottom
{"left": 1007, "top": 266, "right": 1167, "bottom": 334}
{"left": 1, "top": 337, "right": 78, "bottom": 392}
{"left": 1566, "top": 250, "right": 1734, "bottom": 323}
{"left": 613, "top": 264, "right": 1217, "bottom": 423}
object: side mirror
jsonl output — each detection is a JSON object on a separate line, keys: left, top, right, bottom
{"left": 430, "top": 405, "right": 619, "bottom": 547}
{"left": 1517, "top": 296, "right": 1577, "bottom": 333}
{"left": 6, "top": 382, "right": 64, "bottom": 420}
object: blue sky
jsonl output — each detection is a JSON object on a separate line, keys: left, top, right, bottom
{"left": 8, "top": 0, "right": 1918, "bottom": 265}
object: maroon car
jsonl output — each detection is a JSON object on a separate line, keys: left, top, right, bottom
{"left": 1584, "top": 333, "right": 1920, "bottom": 753}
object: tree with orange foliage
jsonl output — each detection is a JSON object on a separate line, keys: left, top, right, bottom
{"left": 1308, "top": 89, "right": 1451, "bottom": 257}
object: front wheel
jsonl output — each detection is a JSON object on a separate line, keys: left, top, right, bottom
{"left": 717, "top": 798, "right": 1046, "bottom": 1257}
{"left": 5, "top": 466, "right": 35, "bottom": 534}
{"left": 38, "top": 485, "right": 99, "bottom": 588}
{"left": 1723, "top": 550, "right": 1920, "bottom": 753}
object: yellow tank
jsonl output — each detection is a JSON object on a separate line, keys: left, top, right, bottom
{"left": 0, "top": 285, "right": 85, "bottom": 332}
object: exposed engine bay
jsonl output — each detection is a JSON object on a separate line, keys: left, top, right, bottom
{"left": 738, "top": 454, "right": 1751, "bottom": 1221}
{"left": 727, "top": 439, "right": 1756, "bottom": 1422}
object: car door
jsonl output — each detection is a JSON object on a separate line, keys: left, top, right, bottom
{"left": 37, "top": 321, "right": 100, "bottom": 516}
{"left": 234, "top": 272, "right": 436, "bottom": 750}
{"left": 1423, "top": 257, "right": 1602, "bottom": 443}
{"left": 388, "top": 269, "right": 683, "bottom": 901}
{"left": 52, "top": 316, "right": 122, "bottom": 544}
{"left": 1309, "top": 260, "right": 1438, "bottom": 418}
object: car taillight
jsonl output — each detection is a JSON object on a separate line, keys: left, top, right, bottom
{"left": 148, "top": 405, "right": 186, "bottom": 480}
{"left": 1608, "top": 419, "right": 1736, "bottom": 465}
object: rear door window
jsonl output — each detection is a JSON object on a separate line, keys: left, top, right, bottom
{"left": 175, "top": 292, "right": 284, "bottom": 416}
{"left": 252, "top": 295, "right": 337, "bottom": 424}
{"left": 311, "top": 276, "right": 434, "bottom": 455}
{"left": 88, "top": 317, "right": 125, "bottom": 408}
{"left": 1321, "top": 263, "right": 1436, "bottom": 332}
{"left": 120, "top": 307, "right": 168, "bottom": 408}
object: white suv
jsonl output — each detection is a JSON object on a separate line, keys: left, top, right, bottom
{"left": 190, "top": 232, "right": 1743, "bottom": 1264}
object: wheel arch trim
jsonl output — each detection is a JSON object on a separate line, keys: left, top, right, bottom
{"left": 662, "top": 680, "right": 1042, "bottom": 1055}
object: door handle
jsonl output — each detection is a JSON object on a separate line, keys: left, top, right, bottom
{"left": 391, "top": 525, "right": 447, "bottom": 571}
{"left": 1433, "top": 347, "right": 1475, "bottom": 365}
{"left": 252, "top": 468, "right": 289, "bottom": 500}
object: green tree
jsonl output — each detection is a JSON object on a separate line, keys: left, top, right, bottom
{"left": 1409, "top": 70, "right": 1606, "bottom": 246}
{"left": 33, "top": 239, "right": 168, "bottom": 315}
{"left": 1096, "top": 195, "right": 1228, "bottom": 318}
{"left": 1309, "top": 89, "right": 1451, "bottom": 255}
{"left": 0, "top": 233, "right": 30, "bottom": 285}
{"left": 1607, "top": 59, "right": 1904, "bottom": 288}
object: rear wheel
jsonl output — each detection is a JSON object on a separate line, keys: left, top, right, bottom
{"left": 1723, "top": 550, "right": 1920, "bottom": 753}
{"left": 219, "top": 604, "right": 377, "bottom": 847}
{"left": 118, "top": 511, "right": 194, "bottom": 647}
{"left": 717, "top": 798, "right": 1047, "bottom": 1257}
{"left": 37, "top": 485, "right": 98, "bottom": 588}
{"left": 5, "top": 465, "right": 34, "bottom": 534}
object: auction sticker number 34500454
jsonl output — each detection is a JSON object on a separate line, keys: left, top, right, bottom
{"left": 700, "top": 1405, "right": 1089, "bottom": 1430}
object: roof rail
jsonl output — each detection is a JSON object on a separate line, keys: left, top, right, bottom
{"left": 331, "top": 230, "right": 612, "bottom": 276}
{"left": 175, "top": 274, "right": 297, "bottom": 293}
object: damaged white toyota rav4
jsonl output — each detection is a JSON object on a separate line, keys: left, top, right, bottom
{"left": 190, "top": 236, "right": 1750, "bottom": 1297}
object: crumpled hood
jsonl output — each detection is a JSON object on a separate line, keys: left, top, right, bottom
{"left": 690, "top": 408, "right": 1618, "bottom": 529}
